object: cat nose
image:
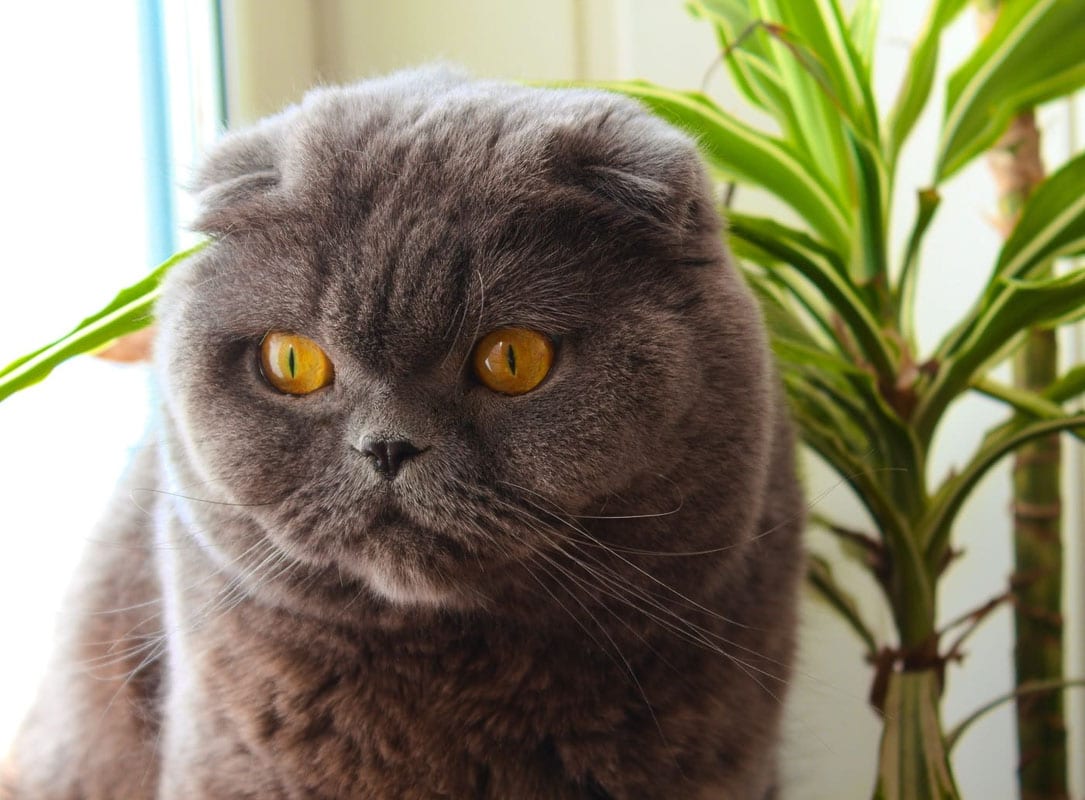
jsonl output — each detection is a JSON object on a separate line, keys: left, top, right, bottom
{"left": 358, "top": 436, "right": 424, "bottom": 480}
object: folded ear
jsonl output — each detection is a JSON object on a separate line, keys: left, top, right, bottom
{"left": 190, "top": 110, "right": 295, "bottom": 235}
{"left": 543, "top": 95, "right": 721, "bottom": 257}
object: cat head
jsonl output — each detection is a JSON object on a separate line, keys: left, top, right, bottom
{"left": 154, "top": 68, "right": 775, "bottom": 617}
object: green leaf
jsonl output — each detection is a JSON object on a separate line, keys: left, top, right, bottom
{"left": 972, "top": 377, "right": 1068, "bottom": 422}
{"left": 785, "top": 373, "right": 932, "bottom": 647}
{"left": 873, "top": 671, "right": 961, "bottom": 799}
{"left": 937, "top": 0, "right": 1085, "bottom": 181}
{"left": 886, "top": 0, "right": 969, "bottom": 164}
{"left": 753, "top": 0, "right": 854, "bottom": 192}
{"left": 896, "top": 187, "right": 941, "bottom": 343}
{"left": 807, "top": 554, "right": 878, "bottom": 656}
{"left": 922, "top": 154, "right": 1085, "bottom": 431}
{"left": 785, "top": 374, "right": 908, "bottom": 543}
{"left": 595, "top": 80, "right": 852, "bottom": 252}
{"left": 915, "top": 268, "right": 1085, "bottom": 444}
{"left": 848, "top": 130, "right": 891, "bottom": 288}
{"left": 1046, "top": 364, "right": 1085, "bottom": 404}
{"left": 774, "top": 333, "right": 924, "bottom": 513}
{"left": 745, "top": 272, "right": 829, "bottom": 349}
{"left": 740, "top": 249, "right": 841, "bottom": 348}
{"left": 689, "top": 1, "right": 812, "bottom": 151}
{"left": 0, "top": 241, "right": 208, "bottom": 403}
{"left": 849, "top": 0, "right": 881, "bottom": 71}
{"left": 728, "top": 213, "right": 896, "bottom": 381}
{"left": 945, "top": 678, "right": 1085, "bottom": 753}
{"left": 771, "top": 0, "right": 880, "bottom": 140}
{"left": 993, "top": 151, "right": 1085, "bottom": 283}
{"left": 922, "top": 412, "right": 1085, "bottom": 566}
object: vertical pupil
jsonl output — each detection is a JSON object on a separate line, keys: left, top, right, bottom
{"left": 287, "top": 345, "right": 296, "bottom": 378}
{"left": 506, "top": 343, "right": 516, "bottom": 375}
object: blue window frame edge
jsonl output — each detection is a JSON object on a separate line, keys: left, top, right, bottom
{"left": 138, "top": 0, "right": 229, "bottom": 267}
{"left": 138, "top": 0, "right": 176, "bottom": 266}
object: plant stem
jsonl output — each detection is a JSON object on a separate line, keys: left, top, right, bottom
{"left": 977, "top": 3, "right": 1067, "bottom": 788}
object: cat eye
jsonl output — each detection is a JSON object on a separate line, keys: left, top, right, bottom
{"left": 472, "top": 328, "right": 554, "bottom": 395}
{"left": 259, "top": 332, "right": 335, "bottom": 395}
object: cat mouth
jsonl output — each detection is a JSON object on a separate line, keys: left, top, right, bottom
{"left": 340, "top": 503, "right": 476, "bottom": 608}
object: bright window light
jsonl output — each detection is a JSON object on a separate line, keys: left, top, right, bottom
{"left": 0, "top": 1, "right": 221, "bottom": 755}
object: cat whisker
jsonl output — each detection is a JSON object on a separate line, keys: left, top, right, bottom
{"left": 489, "top": 494, "right": 787, "bottom": 680}
{"left": 500, "top": 483, "right": 757, "bottom": 631}
{"left": 518, "top": 549, "right": 679, "bottom": 774}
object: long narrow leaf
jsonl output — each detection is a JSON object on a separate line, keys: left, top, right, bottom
{"left": 752, "top": 0, "right": 853, "bottom": 194}
{"left": 945, "top": 678, "right": 1085, "bottom": 753}
{"left": 849, "top": 131, "right": 891, "bottom": 289}
{"left": 922, "top": 413, "right": 1085, "bottom": 566}
{"left": 972, "top": 377, "right": 1069, "bottom": 422}
{"left": 774, "top": 0, "right": 880, "bottom": 139}
{"left": 915, "top": 268, "right": 1085, "bottom": 444}
{"left": 849, "top": 0, "right": 881, "bottom": 72}
{"left": 1046, "top": 364, "right": 1085, "bottom": 404}
{"left": 687, "top": 1, "right": 788, "bottom": 119}
{"left": 738, "top": 244, "right": 845, "bottom": 351}
{"left": 596, "top": 80, "right": 852, "bottom": 252}
{"left": 886, "top": 0, "right": 969, "bottom": 163}
{"left": 896, "top": 188, "right": 941, "bottom": 343}
{"left": 937, "top": 0, "right": 1085, "bottom": 181}
{"left": 787, "top": 375, "right": 934, "bottom": 647}
{"left": 0, "top": 242, "right": 208, "bottom": 403}
{"left": 729, "top": 213, "right": 897, "bottom": 381}
{"left": 808, "top": 554, "right": 879, "bottom": 657}
{"left": 927, "top": 153, "right": 1085, "bottom": 403}
{"left": 991, "top": 151, "right": 1085, "bottom": 283}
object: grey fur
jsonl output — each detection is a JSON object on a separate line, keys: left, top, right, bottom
{"left": 5, "top": 68, "right": 803, "bottom": 799}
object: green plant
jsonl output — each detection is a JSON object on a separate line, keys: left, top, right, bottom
{"left": 2, "top": 2, "right": 1084, "bottom": 795}
{"left": 590, "top": 0, "right": 1085, "bottom": 796}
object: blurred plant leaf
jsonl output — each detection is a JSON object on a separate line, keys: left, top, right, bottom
{"left": 937, "top": 0, "right": 1085, "bottom": 181}
{"left": 729, "top": 213, "right": 896, "bottom": 380}
{"left": 808, "top": 554, "right": 879, "bottom": 656}
{"left": 896, "top": 187, "right": 941, "bottom": 342}
{"left": 991, "top": 150, "right": 1085, "bottom": 282}
{"left": 917, "top": 267, "right": 1085, "bottom": 443}
{"left": 886, "top": 0, "right": 969, "bottom": 163}
{"left": 945, "top": 678, "right": 1085, "bottom": 753}
{"left": 753, "top": 0, "right": 852, "bottom": 189}
{"left": 922, "top": 412, "right": 1085, "bottom": 565}
{"left": 596, "top": 80, "right": 852, "bottom": 251}
{"left": 0, "top": 241, "right": 207, "bottom": 403}
{"left": 1046, "top": 364, "right": 1085, "bottom": 404}
{"left": 686, "top": 1, "right": 792, "bottom": 122}
{"left": 849, "top": 0, "right": 881, "bottom": 71}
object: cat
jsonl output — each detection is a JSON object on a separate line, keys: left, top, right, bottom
{"left": 4, "top": 67, "right": 803, "bottom": 799}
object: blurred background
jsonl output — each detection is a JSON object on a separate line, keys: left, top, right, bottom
{"left": 0, "top": 2, "right": 1082, "bottom": 797}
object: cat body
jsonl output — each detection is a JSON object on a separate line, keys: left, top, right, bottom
{"left": 7, "top": 69, "right": 803, "bottom": 799}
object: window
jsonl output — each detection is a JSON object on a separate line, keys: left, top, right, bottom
{"left": 0, "top": 0, "right": 222, "bottom": 754}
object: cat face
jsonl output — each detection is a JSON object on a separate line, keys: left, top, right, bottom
{"left": 153, "top": 69, "right": 773, "bottom": 613}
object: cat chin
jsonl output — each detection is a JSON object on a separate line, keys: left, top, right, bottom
{"left": 344, "top": 556, "right": 459, "bottom": 609}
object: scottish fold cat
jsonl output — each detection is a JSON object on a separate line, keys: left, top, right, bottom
{"left": 5, "top": 68, "right": 803, "bottom": 799}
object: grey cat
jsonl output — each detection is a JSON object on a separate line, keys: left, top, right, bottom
{"left": 4, "top": 68, "right": 803, "bottom": 799}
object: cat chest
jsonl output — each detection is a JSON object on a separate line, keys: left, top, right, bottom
{"left": 166, "top": 623, "right": 627, "bottom": 798}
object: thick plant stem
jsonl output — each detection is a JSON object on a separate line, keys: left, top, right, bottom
{"left": 979, "top": 39, "right": 1067, "bottom": 795}
{"left": 1011, "top": 333, "right": 1065, "bottom": 799}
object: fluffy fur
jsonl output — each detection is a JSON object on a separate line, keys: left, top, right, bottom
{"left": 6, "top": 68, "right": 803, "bottom": 799}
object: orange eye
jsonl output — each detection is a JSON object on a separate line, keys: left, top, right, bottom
{"left": 259, "top": 332, "right": 334, "bottom": 395}
{"left": 472, "top": 328, "right": 554, "bottom": 395}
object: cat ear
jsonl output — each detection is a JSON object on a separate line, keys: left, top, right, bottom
{"left": 543, "top": 98, "right": 721, "bottom": 254}
{"left": 190, "top": 111, "right": 293, "bottom": 235}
